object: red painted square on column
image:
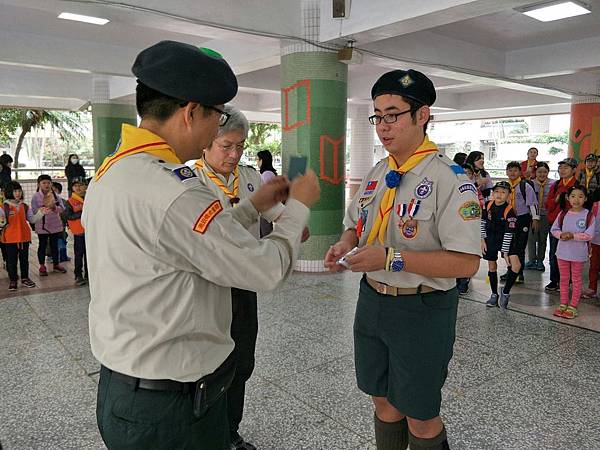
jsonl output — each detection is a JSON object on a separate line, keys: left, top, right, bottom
{"left": 319, "top": 135, "right": 344, "bottom": 185}
{"left": 282, "top": 80, "right": 311, "bottom": 131}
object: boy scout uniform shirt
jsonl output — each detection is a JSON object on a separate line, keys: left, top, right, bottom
{"left": 344, "top": 151, "right": 481, "bottom": 291}
{"left": 193, "top": 162, "right": 285, "bottom": 237}
{"left": 82, "top": 153, "right": 309, "bottom": 382}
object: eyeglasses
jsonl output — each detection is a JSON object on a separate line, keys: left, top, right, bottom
{"left": 214, "top": 140, "right": 246, "bottom": 153}
{"left": 205, "top": 105, "right": 231, "bottom": 126}
{"left": 368, "top": 108, "right": 412, "bottom": 125}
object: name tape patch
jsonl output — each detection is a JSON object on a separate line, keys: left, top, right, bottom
{"left": 193, "top": 200, "right": 223, "bottom": 234}
{"left": 458, "top": 182, "right": 477, "bottom": 195}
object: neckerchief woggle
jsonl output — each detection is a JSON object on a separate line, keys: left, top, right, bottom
{"left": 195, "top": 159, "right": 240, "bottom": 205}
{"left": 95, "top": 124, "right": 181, "bottom": 181}
{"left": 366, "top": 136, "right": 438, "bottom": 245}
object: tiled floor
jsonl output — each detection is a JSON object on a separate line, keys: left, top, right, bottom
{"left": 1, "top": 269, "right": 600, "bottom": 450}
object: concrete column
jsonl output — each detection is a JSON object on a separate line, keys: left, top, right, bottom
{"left": 568, "top": 87, "right": 600, "bottom": 165}
{"left": 348, "top": 103, "right": 375, "bottom": 199}
{"left": 91, "top": 76, "right": 137, "bottom": 169}
{"left": 280, "top": 0, "right": 348, "bottom": 272}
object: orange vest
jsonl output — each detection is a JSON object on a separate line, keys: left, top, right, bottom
{"left": 2, "top": 202, "right": 32, "bottom": 244}
{"left": 67, "top": 196, "right": 85, "bottom": 235}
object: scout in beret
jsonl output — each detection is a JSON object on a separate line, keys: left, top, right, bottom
{"left": 86, "top": 40, "right": 320, "bottom": 450}
{"left": 325, "top": 68, "right": 481, "bottom": 449}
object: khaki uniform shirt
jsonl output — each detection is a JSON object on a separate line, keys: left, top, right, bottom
{"left": 192, "top": 162, "right": 285, "bottom": 237}
{"left": 344, "top": 150, "right": 481, "bottom": 291}
{"left": 83, "top": 153, "right": 309, "bottom": 382}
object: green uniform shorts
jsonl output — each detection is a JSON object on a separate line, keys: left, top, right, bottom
{"left": 353, "top": 276, "right": 458, "bottom": 420}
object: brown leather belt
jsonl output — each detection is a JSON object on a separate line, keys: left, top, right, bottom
{"left": 366, "top": 276, "right": 436, "bottom": 296}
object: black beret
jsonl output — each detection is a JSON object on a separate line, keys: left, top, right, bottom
{"left": 371, "top": 69, "right": 436, "bottom": 106}
{"left": 132, "top": 40, "right": 238, "bottom": 105}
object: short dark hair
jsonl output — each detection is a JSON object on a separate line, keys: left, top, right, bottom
{"left": 461, "top": 163, "right": 475, "bottom": 173}
{"left": 136, "top": 82, "right": 212, "bottom": 122}
{"left": 536, "top": 161, "right": 550, "bottom": 172}
{"left": 404, "top": 97, "right": 432, "bottom": 133}
{"left": 0, "top": 154, "right": 13, "bottom": 167}
{"left": 453, "top": 153, "right": 468, "bottom": 165}
{"left": 52, "top": 181, "right": 62, "bottom": 193}
{"left": 506, "top": 161, "right": 521, "bottom": 170}
{"left": 3, "top": 181, "right": 21, "bottom": 200}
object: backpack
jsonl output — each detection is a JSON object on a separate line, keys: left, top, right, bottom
{"left": 519, "top": 179, "right": 535, "bottom": 204}
{"left": 486, "top": 200, "right": 512, "bottom": 220}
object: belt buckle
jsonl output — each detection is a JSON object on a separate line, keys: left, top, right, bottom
{"left": 376, "top": 283, "right": 387, "bottom": 295}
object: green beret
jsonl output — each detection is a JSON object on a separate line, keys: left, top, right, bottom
{"left": 132, "top": 40, "right": 238, "bottom": 105}
{"left": 371, "top": 69, "right": 436, "bottom": 106}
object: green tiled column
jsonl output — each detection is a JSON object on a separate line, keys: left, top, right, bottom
{"left": 92, "top": 103, "right": 137, "bottom": 169}
{"left": 281, "top": 51, "right": 348, "bottom": 271}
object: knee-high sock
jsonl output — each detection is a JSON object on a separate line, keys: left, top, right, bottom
{"left": 488, "top": 271, "right": 498, "bottom": 295}
{"left": 374, "top": 414, "right": 408, "bottom": 450}
{"left": 408, "top": 426, "right": 450, "bottom": 449}
{"left": 503, "top": 269, "right": 519, "bottom": 294}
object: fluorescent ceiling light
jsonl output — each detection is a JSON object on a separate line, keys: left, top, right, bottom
{"left": 521, "top": 1, "right": 591, "bottom": 22}
{"left": 58, "top": 12, "right": 110, "bottom": 25}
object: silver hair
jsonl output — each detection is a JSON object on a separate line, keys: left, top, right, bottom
{"left": 217, "top": 105, "right": 249, "bottom": 137}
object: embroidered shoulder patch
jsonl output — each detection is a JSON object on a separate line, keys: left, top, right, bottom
{"left": 458, "top": 182, "right": 477, "bottom": 195}
{"left": 172, "top": 166, "right": 197, "bottom": 182}
{"left": 458, "top": 201, "right": 481, "bottom": 221}
{"left": 193, "top": 200, "right": 223, "bottom": 234}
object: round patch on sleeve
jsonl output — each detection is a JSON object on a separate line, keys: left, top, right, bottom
{"left": 458, "top": 201, "right": 481, "bottom": 221}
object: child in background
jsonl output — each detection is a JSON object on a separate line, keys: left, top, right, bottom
{"left": 52, "top": 181, "right": 70, "bottom": 263}
{"left": 31, "top": 174, "right": 67, "bottom": 276}
{"left": 65, "top": 178, "right": 87, "bottom": 286}
{"left": 526, "top": 162, "right": 554, "bottom": 271}
{"left": 0, "top": 181, "right": 44, "bottom": 290}
{"left": 481, "top": 181, "right": 520, "bottom": 309}
{"left": 551, "top": 185, "right": 595, "bottom": 319}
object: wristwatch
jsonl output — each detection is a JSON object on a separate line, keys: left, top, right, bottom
{"left": 390, "top": 251, "right": 405, "bottom": 272}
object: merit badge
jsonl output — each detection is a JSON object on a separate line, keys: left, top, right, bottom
{"left": 415, "top": 178, "right": 434, "bottom": 199}
{"left": 396, "top": 203, "right": 408, "bottom": 226}
{"left": 458, "top": 182, "right": 477, "bottom": 195}
{"left": 172, "top": 166, "right": 197, "bottom": 182}
{"left": 458, "top": 201, "right": 481, "bottom": 221}
{"left": 401, "top": 221, "right": 418, "bottom": 240}
{"left": 247, "top": 183, "right": 254, "bottom": 192}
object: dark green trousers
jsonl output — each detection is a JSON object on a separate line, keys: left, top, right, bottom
{"left": 228, "top": 288, "right": 258, "bottom": 440}
{"left": 97, "top": 366, "right": 229, "bottom": 450}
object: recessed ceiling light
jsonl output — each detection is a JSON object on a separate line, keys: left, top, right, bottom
{"left": 58, "top": 12, "right": 110, "bottom": 25}
{"left": 520, "top": 1, "right": 591, "bottom": 22}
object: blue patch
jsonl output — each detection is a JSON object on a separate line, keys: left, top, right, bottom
{"left": 172, "top": 166, "right": 197, "bottom": 182}
{"left": 450, "top": 165, "right": 464, "bottom": 175}
{"left": 458, "top": 182, "right": 477, "bottom": 195}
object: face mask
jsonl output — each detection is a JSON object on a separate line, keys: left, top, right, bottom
{"left": 71, "top": 158, "right": 79, "bottom": 164}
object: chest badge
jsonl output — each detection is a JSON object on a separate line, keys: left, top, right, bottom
{"left": 577, "top": 218, "right": 586, "bottom": 229}
{"left": 415, "top": 177, "right": 434, "bottom": 199}
{"left": 247, "top": 183, "right": 255, "bottom": 192}
{"left": 401, "top": 221, "right": 418, "bottom": 240}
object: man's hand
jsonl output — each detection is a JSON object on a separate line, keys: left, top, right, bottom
{"left": 250, "top": 176, "right": 289, "bottom": 212}
{"left": 531, "top": 219, "right": 540, "bottom": 232}
{"left": 324, "top": 240, "right": 353, "bottom": 272}
{"left": 289, "top": 170, "right": 320, "bottom": 208}
{"left": 481, "top": 239, "right": 487, "bottom": 254}
{"left": 346, "top": 245, "right": 387, "bottom": 273}
{"left": 300, "top": 227, "right": 310, "bottom": 243}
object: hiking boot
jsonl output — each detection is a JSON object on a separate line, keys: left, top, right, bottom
{"left": 485, "top": 294, "right": 499, "bottom": 307}
{"left": 53, "top": 264, "right": 67, "bottom": 274}
{"left": 8, "top": 280, "right": 17, "bottom": 291}
{"left": 499, "top": 292, "right": 510, "bottom": 309}
{"left": 39, "top": 265, "right": 48, "bottom": 277}
{"left": 21, "top": 279, "right": 36, "bottom": 288}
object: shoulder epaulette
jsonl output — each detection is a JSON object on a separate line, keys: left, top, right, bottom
{"left": 155, "top": 160, "right": 198, "bottom": 183}
{"left": 435, "top": 153, "right": 468, "bottom": 178}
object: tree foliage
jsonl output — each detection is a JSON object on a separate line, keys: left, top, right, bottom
{"left": 0, "top": 108, "right": 87, "bottom": 178}
{"left": 247, "top": 122, "right": 281, "bottom": 156}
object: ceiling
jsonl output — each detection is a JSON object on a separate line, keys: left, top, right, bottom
{"left": 0, "top": 0, "right": 598, "bottom": 122}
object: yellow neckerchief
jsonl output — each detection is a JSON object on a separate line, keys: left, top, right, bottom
{"left": 70, "top": 192, "right": 85, "bottom": 204}
{"left": 537, "top": 179, "right": 547, "bottom": 210}
{"left": 95, "top": 124, "right": 181, "bottom": 181}
{"left": 509, "top": 177, "right": 522, "bottom": 207}
{"left": 586, "top": 169, "right": 595, "bottom": 189}
{"left": 562, "top": 176, "right": 574, "bottom": 187}
{"left": 194, "top": 159, "right": 239, "bottom": 205}
{"left": 366, "top": 136, "right": 438, "bottom": 245}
